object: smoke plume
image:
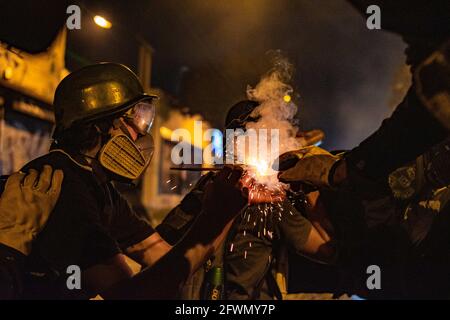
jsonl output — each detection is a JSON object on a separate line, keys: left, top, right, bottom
{"left": 242, "top": 53, "right": 303, "bottom": 188}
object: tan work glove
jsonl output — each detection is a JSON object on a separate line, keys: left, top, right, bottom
{"left": 278, "top": 146, "right": 340, "bottom": 187}
{"left": 0, "top": 165, "right": 64, "bottom": 255}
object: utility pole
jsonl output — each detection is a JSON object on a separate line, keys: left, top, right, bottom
{"left": 136, "top": 36, "right": 153, "bottom": 91}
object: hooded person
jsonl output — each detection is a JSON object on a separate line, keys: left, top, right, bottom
{"left": 157, "top": 100, "right": 335, "bottom": 300}
{"left": 223, "top": 101, "right": 336, "bottom": 300}
{"left": 17, "top": 63, "right": 247, "bottom": 299}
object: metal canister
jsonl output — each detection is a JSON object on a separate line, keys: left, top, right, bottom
{"left": 202, "top": 267, "right": 224, "bottom": 300}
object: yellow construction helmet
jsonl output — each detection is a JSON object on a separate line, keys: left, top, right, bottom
{"left": 53, "top": 62, "right": 157, "bottom": 131}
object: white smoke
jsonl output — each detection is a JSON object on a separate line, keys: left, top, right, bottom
{"left": 242, "top": 54, "right": 303, "bottom": 188}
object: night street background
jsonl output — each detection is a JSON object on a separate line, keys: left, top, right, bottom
{"left": 0, "top": 0, "right": 408, "bottom": 150}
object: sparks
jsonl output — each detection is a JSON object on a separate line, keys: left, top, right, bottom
{"left": 239, "top": 156, "right": 286, "bottom": 206}
{"left": 249, "top": 158, "right": 271, "bottom": 177}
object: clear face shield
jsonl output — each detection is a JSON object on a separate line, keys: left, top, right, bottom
{"left": 98, "top": 99, "right": 156, "bottom": 181}
{"left": 123, "top": 100, "right": 156, "bottom": 135}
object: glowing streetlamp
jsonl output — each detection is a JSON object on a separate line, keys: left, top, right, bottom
{"left": 92, "top": 12, "right": 152, "bottom": 88}
{"left": 93, "top": 15, "right": 112, "bottom": 29}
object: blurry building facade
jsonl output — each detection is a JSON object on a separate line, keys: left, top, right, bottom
{"left": 0, "top": 29, "right": 68, "bottom": 175}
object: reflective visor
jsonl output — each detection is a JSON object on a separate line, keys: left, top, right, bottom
{"left": 123, "top": 100, "right": 156, "bottom": 135}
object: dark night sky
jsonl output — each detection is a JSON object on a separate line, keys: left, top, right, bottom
{"left": 1, "top": 0, "right": 408, "bottom": 150}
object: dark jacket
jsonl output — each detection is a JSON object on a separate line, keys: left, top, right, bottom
{"left": 157, "top": 173, "right": 313, "bottom": 300}
{"left": 345, "top": 84, "right": 448, "bottom": 188}
{"left": 0, "top": 244, "right": 26, "bottom": 299}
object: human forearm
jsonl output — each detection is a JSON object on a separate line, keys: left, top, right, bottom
{"left": 102, "top": 217, "right": 225, "bottom": 299}
{"left": 102, "top": 248, "right": 191, "bottom": 299}
{"left": 345, "top": 86, "right": 447, "bottom": 181}
{"left": 103, "top": 166, "right": 246, "bottom": 299}
{"left": 126, "top": 232, "right": 173, "bottom": 268}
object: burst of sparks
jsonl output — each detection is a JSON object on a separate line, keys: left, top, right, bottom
{"left": 240, "top": 156, "right": 286, "bottom": 206}
{"left": 234, "top": 155, "right": 292, "bottom": 257}
{"left": 250, "top": 158, "right": 271, "bottom": 177}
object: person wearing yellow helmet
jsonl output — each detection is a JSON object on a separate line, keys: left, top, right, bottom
{"left": 16, "top": 63, "right": 246, "bottom": 299}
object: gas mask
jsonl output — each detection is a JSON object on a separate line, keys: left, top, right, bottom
{"left": 97, "top": 100, "right": 156, "bottom": 181}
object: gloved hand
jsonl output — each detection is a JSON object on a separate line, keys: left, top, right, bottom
{"left": 0, "top": 165, "right": 64, "bottom": 255}
{"left": 167, "top": 166, "right": 247, "bottom": 275}
{"left": 278, "top": 146, "right": 341, "bottom": 187}
{"left": 296, "top": 129, "right": 325, "bottom": 147}
{"left": 201, "top": 166, "right": 247, "bottom": 232}
{"left": 182, "top": 165, "right": 247, "bottom": 260}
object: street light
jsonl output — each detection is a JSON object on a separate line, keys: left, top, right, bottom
{"left": 91, "top": 11, "right": 152, "bottom": 89}
{"left": 93, "top": 15, "right": 112, "bottom": 29}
